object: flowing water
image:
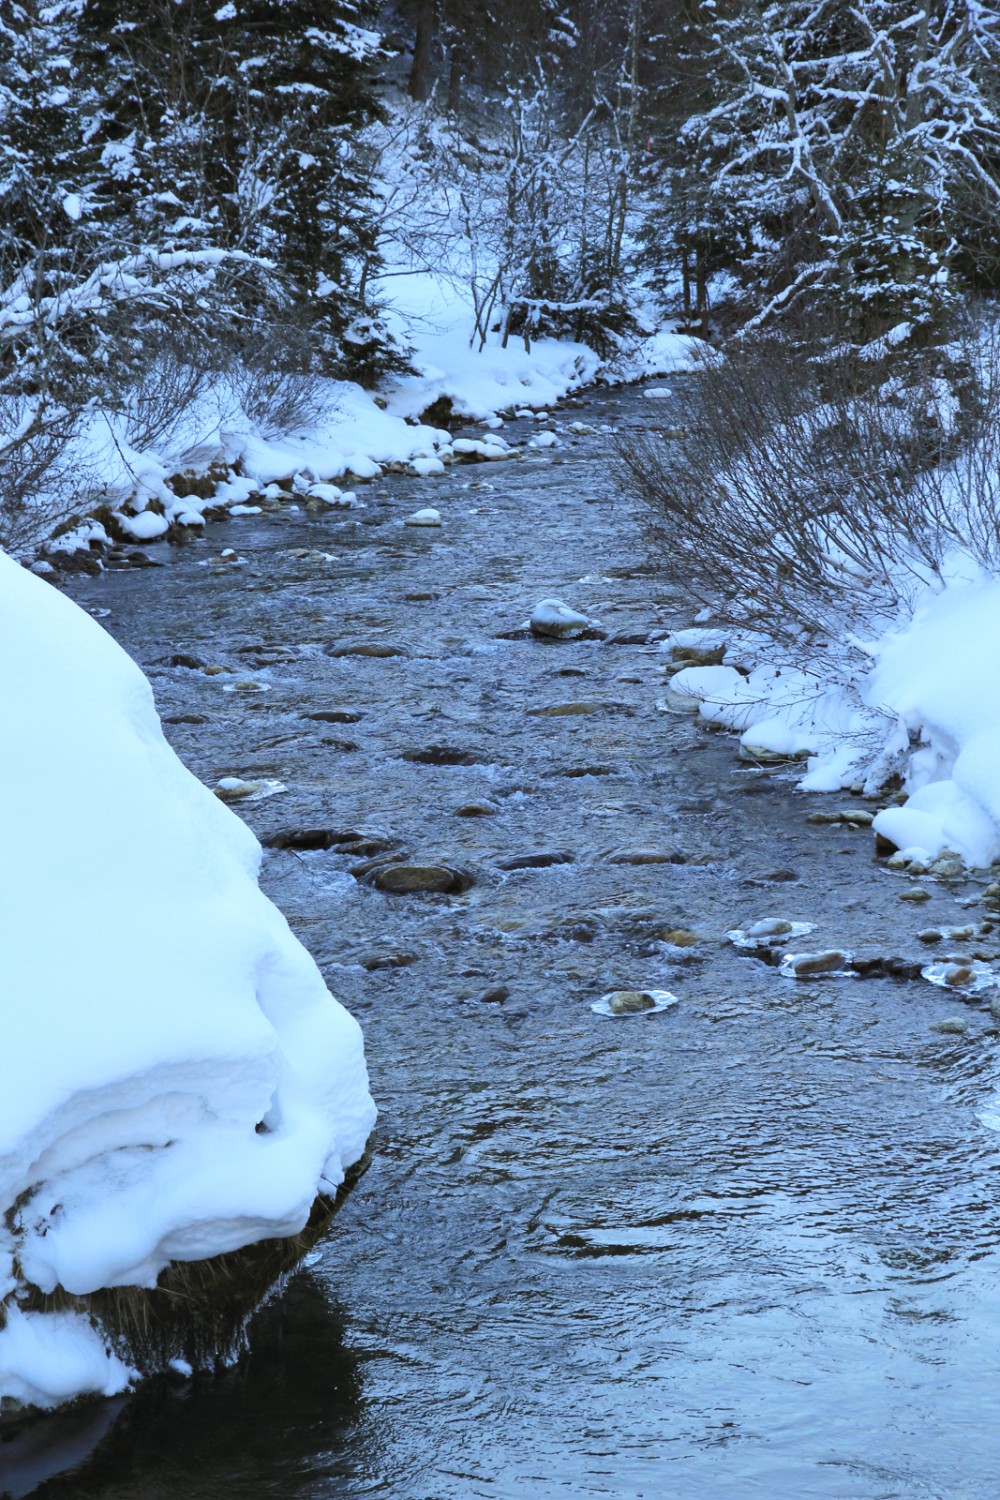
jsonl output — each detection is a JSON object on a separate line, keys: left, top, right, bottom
{"left": 11, "top": 387, "right": 1000, "bottom": 1499}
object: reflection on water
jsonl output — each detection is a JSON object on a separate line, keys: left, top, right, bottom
{"left": 16, "top": 388, "right": 1000, "bottom": 1498}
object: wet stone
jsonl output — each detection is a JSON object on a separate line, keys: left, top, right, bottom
{"left": 496, "top": 850, "right": 575, "bottom": 871}
{"left": 476, "top": 985, "right": 510, "bottom": 1004}
{"left": 605, "top": 990, "right": 656, "bottom": 1013}
{"left": 454, "top": 801, "right": 499, "bottom": 817}
{"left": 164, "top": 652, "right": 208, "bottom": 670}
{"left": 163, "top": 713, "right": 208, "bottom": 725}
{"left": 607, "top": 848, "right": 685, "bottom": 866}
{"left": 781, "top": 949, "right": 853, "bottom": 977}
{"left": 931, "top": 1018, "right": 969, "bottom": 1035}
{"left": 663, "top": 929, "right": 700, "bottom": 946}
{"left": 302, "top": 710, "right": 363, "bottom": 724}
{"left": 402, "top": 745, "right": 482, "bottom": 766}
{"left": 371, "top": 864, "right": 475, "bottom": 895}
{"left": 900, "top": 886, "right": 932, "bottom": 902}
{"left": 528, "top": 701, "right": 601, "bottom": 716}
{"left": 361, "top": 952, "right": 418, "bottom": 972}
{"left": 556, "top": 765, "right": 616, "bottom": 778}
{"left": 328, "top": 642, "right": 409, "bottom": 658}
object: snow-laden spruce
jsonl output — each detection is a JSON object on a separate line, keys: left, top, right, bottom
{"left": 0, "top": 554, "right": 375, "bottom": 1410}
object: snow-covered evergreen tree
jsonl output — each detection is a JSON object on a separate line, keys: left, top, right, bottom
{"left": 652, "top": 0, "right": 1000, "bottom": 338}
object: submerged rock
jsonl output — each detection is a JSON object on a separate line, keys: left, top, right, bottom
{"left": 607, "top": 848, "right": 685, "bottom": 866}
{"left": 302, "top": 710, "right": 363, "bottom": 724}
{"left": 403, "top": 745, "right": 482, "bottom": 766}
{"left": 899, "top": 886, "right": 932, "bottom": 902}
{"left": 496, "top": 850, "right": 575, "bottom": 871}
{"left": 663, "top": 929, "right": 701, "bottom": 947}
{"left": 454, "top": 800, "right": 499, "bottom": 817}
{"left": 327, "top": 641, "right": 408, "bottom": 659}
{"left": 529, "top": 701, "right": 603, "bottom": 716}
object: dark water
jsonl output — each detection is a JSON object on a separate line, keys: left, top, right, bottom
{"left": 13, "top": 388, "right": 1000, "bottom": 1499}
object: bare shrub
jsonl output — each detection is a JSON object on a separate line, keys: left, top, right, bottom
{"left": 108, "top": 333, "right": 220, "bottom": 454}
{"left": 0, "top": 400, "right": 91, "bottom": 556}
{"left": 620, "top": 318, "right": 1000, "bottom": 662}
{"left": 226, "top": 322, "right": 331, "bottom": 439}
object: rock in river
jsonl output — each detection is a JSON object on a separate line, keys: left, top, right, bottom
{"left": 371, "top": 864, "right": 475, "bottom": 895}
{"left": 779, "top": 949, "right": 854, "bottom": 978}
{"left": 496, "top": 850, "right": 575, "bottom": 871}
{"left": 591, "top": 989, "right": 679, "bottom": 1017}
{"left": 529, "top": 599, "right": 592, "bottom": 639}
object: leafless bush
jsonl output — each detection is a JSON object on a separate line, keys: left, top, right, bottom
{"left": 620, "top": 318, "right": 1000, "bottom": 658}
{"left": 226, "top": 323, "right": 329, "bottom": 438}
{"left": 108, "top": 333, "right": 219, "bottom": 454}
{"left": 0, "top": 400, "right": 91, "bottom": 556}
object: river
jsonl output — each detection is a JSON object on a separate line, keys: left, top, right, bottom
{"left": 14, "top": 384, "right": 1000, "bottom": 1499}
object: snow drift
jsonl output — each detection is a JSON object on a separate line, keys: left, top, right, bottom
{"left": 0, "top": 553, "right": 376, "bottom": 1409}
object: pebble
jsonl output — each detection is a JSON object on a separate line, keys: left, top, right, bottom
{"left": 663, "top": 929, "right": 700, "bottom": 947}
{"left": 454, "top": 801, "right": 499, "bottom": 817}
{"left": 930, "top": 1018, "right": 969, "bottom": 1035}
{"left": 899, "top": 886, "right": 931, "bottom": 902}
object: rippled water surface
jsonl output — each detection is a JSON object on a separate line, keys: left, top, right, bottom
{"left": 15, "top": 387, "right": 1000, "bottom": 1499}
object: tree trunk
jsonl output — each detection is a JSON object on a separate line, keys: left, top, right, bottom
{"left": 407, "top": 3, "right": 435, "bottom": 102}
{"left": 446, "top": 47, "right": 462, "bottom": 112}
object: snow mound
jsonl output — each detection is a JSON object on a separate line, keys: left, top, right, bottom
{"left": 0, "top": 553, "right": 375, "bottom": 1407}
{"left": 866, "top": 578, "right": 1000, "bottom": 867}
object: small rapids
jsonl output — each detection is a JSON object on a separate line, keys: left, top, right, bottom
{"left": 17, "top": 386, "right": 1000, "bottom": 1500}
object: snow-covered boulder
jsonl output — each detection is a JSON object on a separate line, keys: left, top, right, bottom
{"left": 529, "top": 598, "right": 592, "bottom": 639}
{"left": 0, "top": 553, "right": 376, "bottom": 1410}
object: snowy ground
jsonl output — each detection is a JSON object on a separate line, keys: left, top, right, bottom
{"left": 0, "top": 554, "right": 376, "bottom": 1410}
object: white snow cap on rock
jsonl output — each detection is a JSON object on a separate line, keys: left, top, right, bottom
{"left": 0, "top": 552, "right": 376, "bottom": 1407}
{"left": 529, "top": 598, "right": 592, "bottom": 638}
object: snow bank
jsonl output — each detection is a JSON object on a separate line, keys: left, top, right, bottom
{"left": 864, "top": 577, "right": 1000, "bottom": 867}
{"left": 379, "top": 271, "right": 601, "bottom": 422}
{"left": 670, "top": 571, "right": 1000, "bottom": 868}
{"left": 0, "top": 553, "right": 375, "bottom": 1408}
{"left": 377, "top": 269, "right": 705, "bottom": 423}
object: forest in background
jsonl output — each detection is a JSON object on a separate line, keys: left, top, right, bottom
{"left": 0, "top": 0, "right": 998, "bottom": 552}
